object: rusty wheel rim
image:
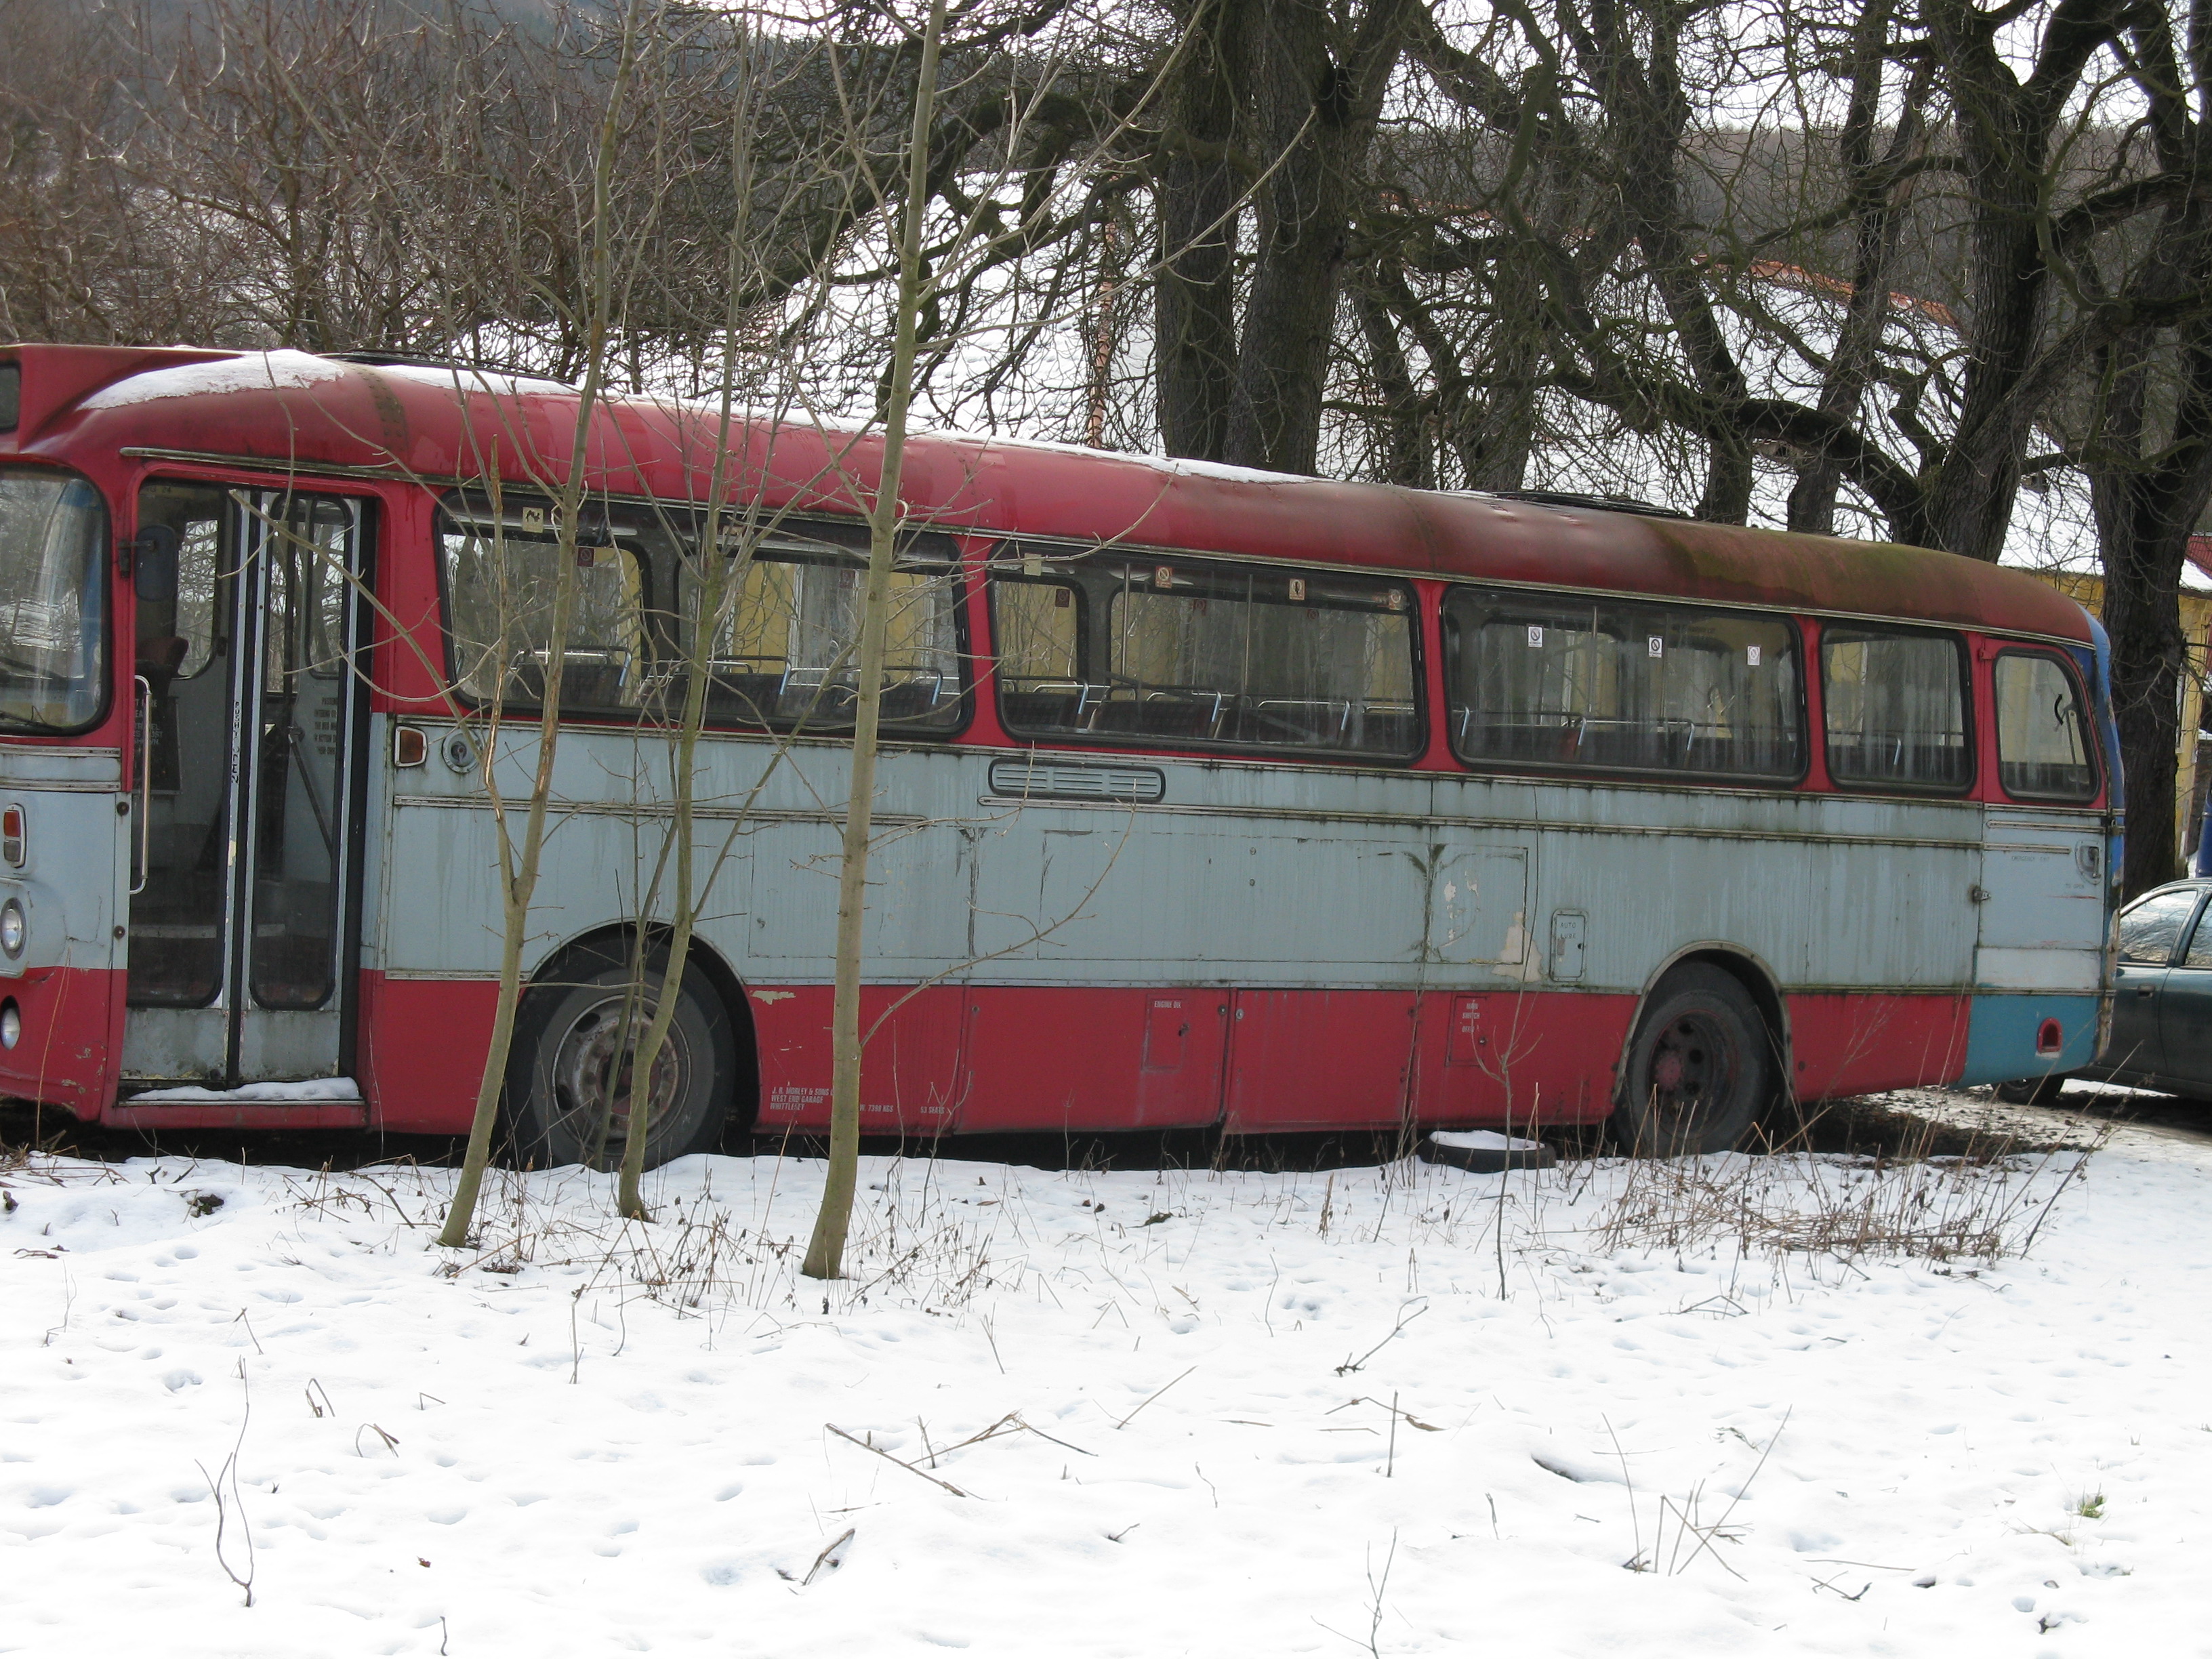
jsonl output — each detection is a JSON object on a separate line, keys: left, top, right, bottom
{"left": 549, "top": 991, "right": 691, "bottom": 1159}
{"left": 1644, "top": 1007, "right": 1740, "bottom": 1143}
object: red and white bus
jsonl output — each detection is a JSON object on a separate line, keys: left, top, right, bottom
{"left": 0, "top": 344, "right": 2117, "bottom": 1161}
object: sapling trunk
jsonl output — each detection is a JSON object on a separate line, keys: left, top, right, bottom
{"left": 438, "top": 0, "right": 647, "bottom": 1250}
{"left": 802, "top": 0, "right": 945, "bottom": 1282}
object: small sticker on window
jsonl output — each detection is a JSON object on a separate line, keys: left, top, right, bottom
{"left": 1153, "top": 565, "right": 1176, "bottom": 589}
{"left": 1527, "top": 625, "right": 1544, "bottom": 648}
{"left": 1288, "top": 577, "right": 1307, "bottom": 602}
{"left": 1746, "top": 644, "right": 1761, "bottom": 667}
{"left": 1647, "top": 635, "right": 1664, "bottom": 658}
{"left": 1385, "top": 591, "right": 1405, "bottom": 611}
{"left": 1022, "top": 551, "right": 1044, "bottom": 577}
{"left": 1053, "top": 587, "right": 1071, "bottom": 609}
{"left": 520, "top": 506, "right": 546, "bottom": 533}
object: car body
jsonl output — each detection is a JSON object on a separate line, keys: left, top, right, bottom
{"left": 2009, "top": 878, "right": 2212, "bottom": 1101}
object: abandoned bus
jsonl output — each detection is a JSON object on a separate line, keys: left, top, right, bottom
{"left": 0, "top": 345, "right": 2118, "bottom": 1162}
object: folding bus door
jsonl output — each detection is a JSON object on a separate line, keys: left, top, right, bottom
{"left": 121, "top": 482, "right": 367, "bottom": 1090}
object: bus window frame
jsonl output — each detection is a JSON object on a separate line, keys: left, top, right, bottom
{"left": 1437, "top": 581, "right": 1811, "bottom": 790}
{"left": 1990, "top": 644, "right": 2101, "bottom": 805}
{"left": 693, "top": 514, "right": 973, "bottom": 741}
{"left": 0, "top": 461, "right": 113, "bottom": 741}
{"left": 1816, "top": 620, "right": 1977, "bottom": 798}
{"left": 433, "top": 489, "right": 678, "bottom": 724}
{"left": 433, "top": 493, "right": 983, "bottom": 738}
{"left": 984, "top": 543, "right": 1428, "bottom": 766}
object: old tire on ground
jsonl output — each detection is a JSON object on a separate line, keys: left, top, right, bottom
{"left": 1993, "top": 1073, "right": 2070, "bottom": 1106}
{"left": 1614, "top": 964, "right": 1769, "bottom": 1156}
{"left": 506, "top": 945, "right": 734, "bottom": 1170}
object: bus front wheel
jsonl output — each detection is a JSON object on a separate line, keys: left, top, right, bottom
{"left": 1615, "top": 964, "right": 1767, "bottom": 1156}
{"left": 506, "top": 947, "right": 735, "bottom": 1171}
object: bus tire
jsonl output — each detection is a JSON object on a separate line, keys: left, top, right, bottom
{"left": 1993, "top": 1073, "right": 2070, "bottom": 1106}
{"left": 1614, "top": 964, "right": 1767, "bottom": 1157}
{"left": 506, "top": 947, "right": 735, "bottom": 1171}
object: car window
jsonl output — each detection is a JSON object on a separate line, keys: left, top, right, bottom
{"left": 2184, "top": 905, "right": 2212, "bottom": 970}
{"left": 2118, "top": 889, "right": 2200, "bottom": 966}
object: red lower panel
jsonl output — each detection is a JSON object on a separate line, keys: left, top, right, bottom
{"left": 106, "top": 1102, "right": 369, "bottom": 1130}
{"left": 1417, "top": 989, "right": 1635, "bottom": 1129}
{"left": 358, "top": 973, "right": 500, "bottom": 1134}
{"left": 1788, "top": 993, "right": 1971, "bottom": 1098}
{"left": 1220, "top": 987, "right": 1631, "bottom": 1132}
{"left": 1223, "top": 989, "right": 1420, "bottom": 1131}
{"left": 752, "top": 984, "right": 965, "bottom": 1134}
{"left": 0, "top": 965, "right": 123, "bottom": 1120}
{"left": 957, "top": 986, "right": 1229, "bottom": 1131}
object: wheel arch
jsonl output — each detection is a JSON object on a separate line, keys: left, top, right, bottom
{"left": 524, "top": 921, "right": 760, "bottom": 1134}
{"left": 1614, "top": 941, "right": 1794, "bottom": 1118}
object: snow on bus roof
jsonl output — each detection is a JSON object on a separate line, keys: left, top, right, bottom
{"left": 38, "top": 347, "right": 2094, "bottom": 641}
{"left": 75, "top": 349, "right": 350, "bottom": 407}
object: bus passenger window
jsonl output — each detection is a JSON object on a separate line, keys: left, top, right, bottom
{"left": 440, "top": 495, "right": 661, "bottom": 714}
{"left": 1994, "top": 652, "right": 2095, "bottom": 801}
{"left": 990, "top": 554, "right": 1418, "bottom": 757}
{"left": 1443, "top": 588, "right": 1801, "bottom": 779}
{"left": 692, "top": 520, "right": 962, "bottom": 733}
{"left": 1822, "top": 628, "right": 1970, "bottom": 790}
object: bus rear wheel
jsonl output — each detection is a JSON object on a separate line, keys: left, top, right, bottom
{"left": 506, "top": 947, "right": 733, "bottom": 1171}
{"left": 1615, "top": 964, "right": 1767, "bottom": 1156}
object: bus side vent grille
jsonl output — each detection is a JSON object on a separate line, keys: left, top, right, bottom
{"left": 987, "top": 759, "right": 1166, "bottom": 802}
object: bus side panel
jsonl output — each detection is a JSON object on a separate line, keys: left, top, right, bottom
{"left": 957, "top": 986, "right": 1228, "bottom": 1132}
{"left": 1221, "top": 988, "right": 1421, "bottom": 1131}
{"left": 1412, "top": 987, "right": 1631, "bottom": 1128}
{"left": 1788, "top": 992, "right": 1971, "bottom": 1098}
{"left": 0, "top": 964, "right": 121, "bottom": 1118}
{"left": 359, "top": 972, "right": 497, "bottom": 1133}
{"left": 750, "top": 984, "right": 964, "bottom": 1134}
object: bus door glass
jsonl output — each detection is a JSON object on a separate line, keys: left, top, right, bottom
{"left": 122, "top": 480, "right": 365, "bottom": 1086}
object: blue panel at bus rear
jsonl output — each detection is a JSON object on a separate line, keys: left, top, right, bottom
{"left": 1957, "top": 993, "right": 2100, "bottom": 1083}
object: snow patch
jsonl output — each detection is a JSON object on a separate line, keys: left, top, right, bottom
{"left": 77, "top": 350, "right": 351, "bottom": 409}
{"left": 123, "top": 1077, "right": 363, "bottom": 1104}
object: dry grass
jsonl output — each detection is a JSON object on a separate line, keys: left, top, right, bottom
{"left": 1586, "top": 1114, "right": 2105, "bottom": 1265}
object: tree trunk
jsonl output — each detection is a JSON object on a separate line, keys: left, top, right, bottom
{"left": 1223, "top": 0, "right": 1412, "bottom": 476}
{"left": 802, "top": 0, "right": 944, "bottom": 1283}
{"left": 1154, "top": 0, "right": 1248, "bottom": 463}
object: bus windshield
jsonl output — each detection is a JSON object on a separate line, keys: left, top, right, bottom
{"left": 0, "top": 466, "right": 107, "bottom": 733}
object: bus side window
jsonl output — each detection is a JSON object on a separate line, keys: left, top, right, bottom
{"left": 1993, "top": 651, "right": 2096, "bottom": 801}
{"left": 1822, "top": 627, "right": 1971, "bottom": 791}
{"left": 439, "top": 495, "right": 659, "bottom": 713}
{"left": 691, "top": 523, "right": 963, "bottom": 733}
{"left": 1442, "top": 586, "right": 1801, "bottom": 779}
{"left": 991, "top": 556, "right": 1419, "bottom": 757}
{"left": 991, "top": 576, "right": 1089, "bottom": 731}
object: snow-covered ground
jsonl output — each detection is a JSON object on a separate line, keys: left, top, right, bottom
{"left": 3, "top": 1111, "right": 2208, "bottom": 1657}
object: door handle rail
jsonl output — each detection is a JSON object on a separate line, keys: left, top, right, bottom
{"left": 130, "top": 674, "right": 151, "bottom": 896}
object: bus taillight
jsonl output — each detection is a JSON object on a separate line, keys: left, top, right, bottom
{"left": 1, "top": 805, "right": 22, "bottom": 867}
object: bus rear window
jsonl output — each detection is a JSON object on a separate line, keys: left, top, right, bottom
{"left": 1994, "top": 651, "right": 2095, "bottom": 801}
{"left": 1442, "top": 588, "right": 1801, "bottom": 779}
{"left": 992, "top": 554, "right": 1418, "bottom": 757}
{"left": 1822, "top": 627, "right": 1970, "bottom": 791}
{"left": 0, "top": 466, "right": 107, "bottom": 735}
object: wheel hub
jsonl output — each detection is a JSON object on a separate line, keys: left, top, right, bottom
{"left": 551, "top": 994, "right": 687, "bottom": 1153}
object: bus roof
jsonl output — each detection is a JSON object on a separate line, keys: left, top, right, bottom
{"left": 6, "top": 344, "right": 2093, "bottom": 642}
